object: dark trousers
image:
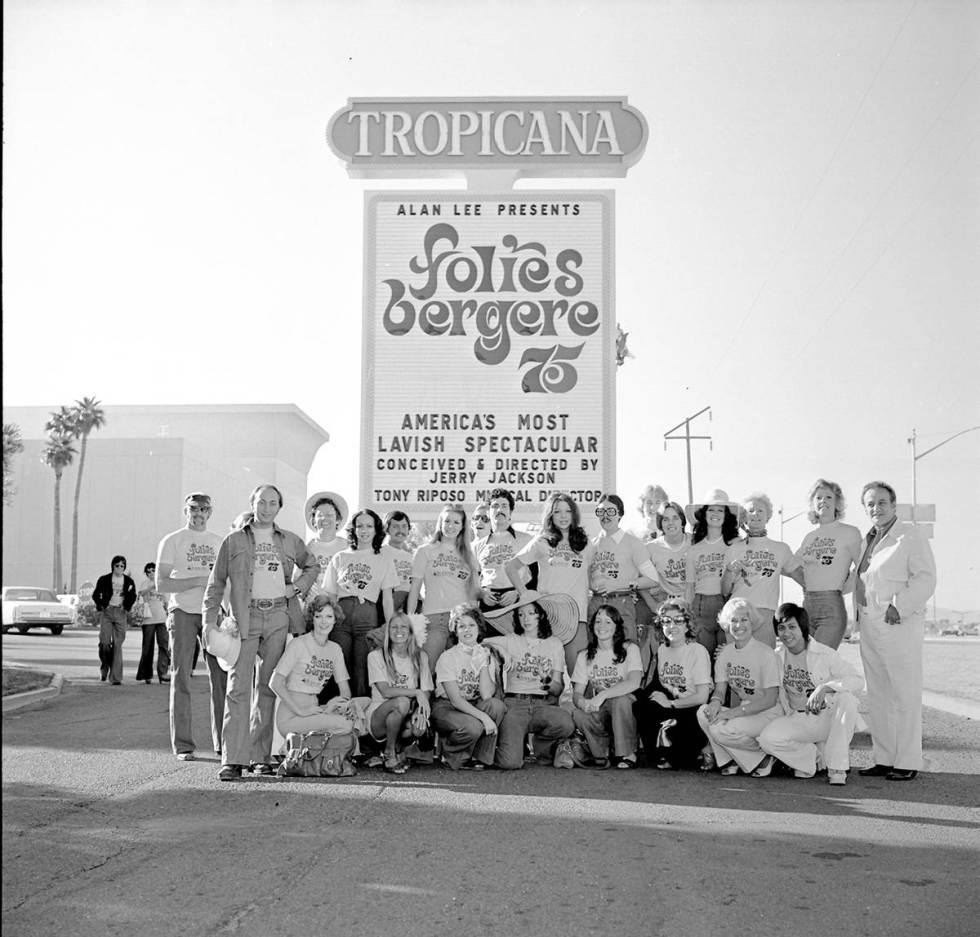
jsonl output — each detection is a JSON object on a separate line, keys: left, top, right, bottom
{"left": 633, "top": 696, "right": 707, "bottom": 768}
{"left": 335, "top": 597, "right": 380, "bottom": 698}
{"left": 98, "top": 607, "right": 128, "bottom": 682}
{"left": 136, "top": 621, "right": 170, "bottom": 682}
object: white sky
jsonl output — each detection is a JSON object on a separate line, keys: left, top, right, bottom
{"left": 3, "top": 0, "right": 978, "bottom": 610}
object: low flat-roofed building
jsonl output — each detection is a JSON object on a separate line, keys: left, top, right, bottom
{"left": 2, "top": 404, "right": 328, "bottom": 591}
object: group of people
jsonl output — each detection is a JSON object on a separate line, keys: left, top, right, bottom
{"left": 94, "top": 475, "right": 935, "bottom": 784}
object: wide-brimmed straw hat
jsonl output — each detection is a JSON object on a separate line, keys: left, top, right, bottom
{"left": 685, "top": 488, "right": 739, "bottom": 527}
{"left": 484, "top": 591, "right": 580, "bottom": 645}
{"left": 203, "top": 622, "right": 241, "bottom": 672}
{"left": 304, "top": 491, "right": 349, "bottom": 531}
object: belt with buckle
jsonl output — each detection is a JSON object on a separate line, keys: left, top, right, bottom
{"left": 596, "top": 589, "right": 633, "bottom": 598}
{"left": 249, "top": 597, "right": 287, "bottom": 611}
{"left": 505, "top": 692, "right": 547, "bottom": 700}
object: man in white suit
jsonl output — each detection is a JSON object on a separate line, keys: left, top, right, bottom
{"left": 854, "top": 481, "right": 936, "bottom": 781}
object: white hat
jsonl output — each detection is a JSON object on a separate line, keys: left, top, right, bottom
{"left": 685, "top": 488, "right": 739, "bottom": 527}
{"left": 484, "top": 591, "right": 580, "bottom": 645}
{"left": 203, "top": 622, "right": 241, "bottom": 672}
{"left": 304, "top": 491, "right": 349, "bottom": 531}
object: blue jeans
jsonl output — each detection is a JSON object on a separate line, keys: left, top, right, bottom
{"left": 691, "top": 593, "right": 725, "bottom": 657}
{"left": 221, "top": 607, "right": 287, "bottom": 767}
{"left": 804, "top": 590, "right": 846, "bottom": 649}
{"left": 335, "top": 597, "right": 380, "bottom": 697}
{"left": 495, "top": 695, "right": 574, "bottom": 769}
{"left": 169, "top": 609, "right": 227, "bottom": 755}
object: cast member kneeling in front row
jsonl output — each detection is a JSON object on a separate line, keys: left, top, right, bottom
{"left": 571, "top": 604, "right": 643, "bottom": 769}
{"left": 365, "top": 614, "right": 433, "bottom": 775}
{"left": 633, "top": 599, "right": 712, "bottom": 770}
{"left": 752, "top": 602, "right": 864, "bottom": 785}
{"left": 431, "top": 604, "right": 507, "bottom": 770}
{"left": 270, "top": 596, "right": 359, "bottom": 739}
{"left": 484, "top": 594, "right": 575, "bottom": 769}
{"left": 696, "top": 598, "right": 782, "bottom": 775}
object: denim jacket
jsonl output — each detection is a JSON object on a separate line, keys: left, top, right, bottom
{"left": 203, "top": 522, "right": 319, "bottom": 638}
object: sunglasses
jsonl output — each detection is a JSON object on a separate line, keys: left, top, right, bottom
{"left": 595, "top": 507, "right": 620, "bottom": 519}
{"left": 473, "top": 514, "right": 490, "bottom": 523}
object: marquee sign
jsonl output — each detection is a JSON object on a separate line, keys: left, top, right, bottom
{"left": 328, "top": 97, "right": 647, "bottom": 178}
{"left": 361, "top": 192, "right": 615, "bottom": 521}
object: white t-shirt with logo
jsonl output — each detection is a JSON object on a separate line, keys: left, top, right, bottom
{"left": 251, "top": 528, "right": 287, "bottom": 600}
{"left": 367, "top": 649, "right": 434, "bottom": 701}
{"left": 726, "top": 536, "right": 797, "bottom": 610}
{"left": 782, "top": 648, "right": 816, "bottom": 712}
{"left": 656, "top": 642, "right": 712, "bottom": 698}
{"left": 307, "top": 536, "right": 348, "bottom": 594}
{"left": 492, "top": 633, "right": 565, "bottom": 695}
{"left": 411, "top": 542, "right": 475, "bottom": 613}
{"left": 515, "top": 535, "right": 593, "bottom": 622}
{"left": 435, "top": 643, "right": 494, "bottom": 701}
{"left": 274, "top": 633, "right": 349, "bottom": 696}
{"left": 382, "top": 544, "right": 414, "bottom": 592}
{"left": 571, "top": 643, "right": 643, "bottom": 693}
{"left": 713, "top": 639, "right": 780, "bottom": 705}
{"left": 325, "top": 549, "right": 399, "bottom": 604}
{"left": 685, "top": 537, "right": 734, "bottom": 596}
{"left": 474, "top": 531, "right": 533, "bottom": 589}
{"left": 794, "top": 521, "right": 863, "bottom": 592}
{"left": 646, "top": 536, "right": 691, "bottom": 595}
{"left": 156, "top": 527, "right": 223, "bottom": 613}
{"left": 589, "top": 529, "right": 651, "bottom": 591}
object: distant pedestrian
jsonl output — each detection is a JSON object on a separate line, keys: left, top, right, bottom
{"left": 156, "top": 493, "right": 223, "bottom": 761}
{"left": 92, "top": 556, "right": 137, "bottom": 685}
{"left": 136, "top": 562, "right": 170, "bottom": 685}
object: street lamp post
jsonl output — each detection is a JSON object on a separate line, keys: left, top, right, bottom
{"left": 908, "top": 425, "right": 980, "bottom": 523}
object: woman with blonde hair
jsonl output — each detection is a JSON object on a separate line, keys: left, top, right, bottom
{"left": 696, "top": 598, "right": 781, "bottom": 774}
{"left": 365, "top": 613, "right": 433, "bottom": 774}
{"left": 407, "top": 504, "right": 481, "bottom": 672}
{"left": 790, "top": 479, "right": 862, "bottom": 648}
{"left": 722, "top": 492, "right": 798, "bottom": 647}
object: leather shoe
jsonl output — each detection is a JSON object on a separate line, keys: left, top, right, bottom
{"left": 218, "top": 765, "right": 243, "bottom": 782}
{"left": 886, "top": 769, "right": 918, "bottom": 781}
{"left": 858, "top": 764, "right": 893, "bottom": 777}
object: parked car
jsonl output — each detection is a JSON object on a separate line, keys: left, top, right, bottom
{"left": 2, "top": 586, "right": 74, "bottom": 635}
{"left": 940, "top": 625, "right": 963, "bottom": 636}
{"left": 963, "top": 624, "right": 979, "bottom": 636}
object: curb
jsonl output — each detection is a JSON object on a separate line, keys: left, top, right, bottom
{"left": 2, "top": 672, "right": 66, "bottom": 715}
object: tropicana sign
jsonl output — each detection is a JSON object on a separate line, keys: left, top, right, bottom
{"left": 328, "top": 96, "right": 648, "bottom": 178}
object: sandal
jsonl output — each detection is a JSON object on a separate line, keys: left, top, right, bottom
{"left": 751, "top": 755, "right": 776, "bottom": 778}
{"left": 698, "top": 751, "right": 717, "bottom": 773}
{"left": 655, "top": 757, "right": 675, "bottom": 771}
{"left": 720, "top": 762, "right": 740, "bottom": 776}
{"left": 383, "top": 755, "right": 407, "bottom": 775}
{"left": 615, "top": 755, "right": 637, "bottom": 770}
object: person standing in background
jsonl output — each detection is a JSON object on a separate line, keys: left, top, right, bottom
{"left": 92, "top": 556, "right": 137, "bottom": 685}
{"left": 304, "top": 491, "right": 349, "bottom": 598}
{"left": 136, "top": 561, "right": 170, "bottom": 685}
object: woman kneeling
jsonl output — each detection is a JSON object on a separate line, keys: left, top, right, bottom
{"left": 366, "top": 613, "right": 433, "bottom": 774}
{"left": 633, "top": 599, "right": 712, "bottom": 770}
{"left": 431, "top": 604, "right": 506, "bottom": 770}
{"left": 571, "top": 604, "right": 643, "bottom": 769}
{"left": 696, "top": 598, "right": 781, "bottom": 775}
{"left": 271, "top": 596, "right": 358, "bottom": 741}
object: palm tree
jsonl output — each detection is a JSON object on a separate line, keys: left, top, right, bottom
{"left": 42, "top": 433, "right": 76, "bottom": 591}
{"left": 67, "top": 397, "right": 106, "bottom": 591}
{"left": 2, "top": 423, "right": 25, "bottom": 506}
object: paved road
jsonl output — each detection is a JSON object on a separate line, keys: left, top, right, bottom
{"left": 3, "top": 631, "right": 980, "bottom": 937}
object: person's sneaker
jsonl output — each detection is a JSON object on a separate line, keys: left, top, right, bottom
{"left": 828, "top": 770, "right": 847, "bottom": 786}
{"left": 218, "top": 765, "right": 243, "bottom": 782}
{"left": 176, "top": 752, "right": 196, "bottom": 762}
{"left": 793, "top": 768, "right": 816, "bottom": 779}
{"left": 251, "top": 763, "right": 274, "bottom": 776}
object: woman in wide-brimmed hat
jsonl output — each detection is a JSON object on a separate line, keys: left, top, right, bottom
{"left": 683, "top": 489, "right": 741, "bottom": 656}
{"left": 484, "top": 592, "right": 577, "bottom": 769}
{"left": 304, "top": 491, "right": 349, "bottom": 597}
